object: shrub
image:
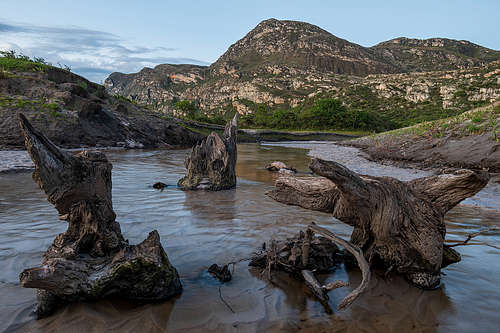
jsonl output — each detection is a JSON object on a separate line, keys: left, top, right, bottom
{"left": 269, "top": 109, "right": 297, "bottom": 129}
{"left": 78, "top": 81, "right": 88, "bottom": 91}
{"left": 96, "top": 86, "right": 107, "bottom": 99}
{"left": 0, "top": 69, "right": 8, "bottom": 80}
{"left": 114, "top": 94, "right": 137, "bottom": 105}
{"left": 175, "top": 100, "right": 197, "bottom": 118}
{"left": 176, "top": 97, "right": 391, "bottom": 132}
{"left": 0, "top": 50, "right": 49, "bottom": 72}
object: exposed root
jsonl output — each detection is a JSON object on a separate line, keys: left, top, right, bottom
{"left": 308, "top": 223, "right": 371, "bottom": 310}
{"left": 302, "top": 269, "right": 332, "bottom": 314}
{"left": 249, "top": 224, "right": 371, "bottom": 311}
{"left": 323, "top": 280, "right": 349, "bottom": 291}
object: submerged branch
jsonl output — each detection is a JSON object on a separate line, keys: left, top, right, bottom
{"left": 219, "top": 286, "right": 235, "bottom": 313}
{"left": 308, "top": 223, "right": 371, "bottom": 309}
{"left": 447, "top": 226, "right": 499, "bottom": 248}
{"left": 302, "top": 269, "right": 332, "bottom": 314}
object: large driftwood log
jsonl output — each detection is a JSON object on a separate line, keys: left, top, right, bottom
{"left": 267, "top": 158, "right": 489, "bottom": 288}
{"left": 178, "top": 114, "right": 237, "bottom": 190}
{"left": 17, "top": 114, "right": 182, "bottom": 318}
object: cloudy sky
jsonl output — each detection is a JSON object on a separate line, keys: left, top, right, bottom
{"left": 1, "top": 0, "right": 499, "bottom": 83}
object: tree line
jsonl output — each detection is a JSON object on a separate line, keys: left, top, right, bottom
{"left": 176, "top": 98, "right": 393, "bottom": 132}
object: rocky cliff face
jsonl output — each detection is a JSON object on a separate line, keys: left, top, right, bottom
{"left": 104, "top": 19, "right": 500, "bottom": 121}
{"left": 105, "top": 64, "right": 206, "bottom": 112}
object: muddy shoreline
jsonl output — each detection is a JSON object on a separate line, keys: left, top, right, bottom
{"left": 349, "top": 138, "right": 500, "bottom": 183}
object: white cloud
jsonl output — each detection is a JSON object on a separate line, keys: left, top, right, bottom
{"left": 0, "top": 21, "right": 209, "bottom": 82}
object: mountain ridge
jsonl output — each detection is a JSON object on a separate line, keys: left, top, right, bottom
{"left": 104, "top": 18, "right": 500, "bottom": 126}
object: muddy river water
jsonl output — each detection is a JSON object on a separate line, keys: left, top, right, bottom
{"left": 0, "top": 143, "right": 499, "bottom": 332}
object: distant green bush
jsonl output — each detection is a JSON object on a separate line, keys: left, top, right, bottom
{"left": 96, "top": 86, "right": 107, "bottom": 99}
{"left": 114, "top": 94, "right": 137, "bottom": 105}
{"left": 0, "top": 69, "right": 9, "bottom": 80}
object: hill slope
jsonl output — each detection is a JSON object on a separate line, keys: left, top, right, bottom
{"left": 371, "top": 37, "right": 500, "bottom": 72}
{"left": 0, "top": 56, "right": 203, "bottom": 149}
{"left": 210, "top": 18, "right": 397, "bottom": 76}
{"left": 349, "top": 101, "right": 500, "bottom": 172}
{"left": 104, "top": 19, "right": 500, "bottom": 129}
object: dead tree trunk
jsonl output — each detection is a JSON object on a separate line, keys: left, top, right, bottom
{"left": 17, "top": 114, "right": 182, "bottom": 319}
{"left": 178, "top": 114, "right": 237, "bottom": 190}
{"left": 267, "top": 158, "right": 489, "bottom": 288}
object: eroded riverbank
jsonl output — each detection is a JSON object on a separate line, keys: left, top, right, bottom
{"left": 1, "top": 143, "right": 499, "bottom": 332}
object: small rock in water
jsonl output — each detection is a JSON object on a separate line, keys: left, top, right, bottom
{"left": 208, "top": 264, "right": 232, "bottom": 282}
{"left": 265, "top": 161, "right": 287, "bottom": 171}
{"left": 265, "top": 161, "right": 297, "bottom": 173}
{"left": 153, "top": 182, "right": 167, "bottom": 190}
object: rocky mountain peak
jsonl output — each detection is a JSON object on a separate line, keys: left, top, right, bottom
{"left": 210, "top": 18, "right": 397, "bottom": 76}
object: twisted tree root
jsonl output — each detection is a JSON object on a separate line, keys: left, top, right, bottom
{"left": 308, "top": 223, "right": 371, "bottom": 309}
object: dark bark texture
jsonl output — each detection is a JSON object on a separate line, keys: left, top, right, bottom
{"left": 267, "top": 158, "right": 488, "bottom": 288}
{"left": 17, "top": 113, "right": 182, "bottom": 319}
{"left": 249, "top": 229, "right": 340, "bottom": 274}
{"left": 178, "top": 114, "right": 238, "bottom": 190}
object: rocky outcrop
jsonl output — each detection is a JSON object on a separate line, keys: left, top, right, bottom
{"left": 210, "top": 18, "right": 398, "bottom": 77}
{"left": 105, "top": 64, "right": 207, "bottom": 113}
{"left": 17, "top": 114, "right": 182, "bottom": 318}
{"left": 0, "top": 67, "right": 203, "bottom": 149}
{"left": 265, "top": 161, "right": 297, "bottom": 173}
{"left": 178, "top": 114, "right": 238, "bottom": 190}
{"left": 372, "top": 37, "right": 500, "bottom": 72}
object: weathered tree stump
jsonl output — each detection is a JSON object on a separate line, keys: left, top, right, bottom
{"left": 17, "top": 114, "right": 182, "bottom": 318}
{"left": 267, "top": 158, "right": 489, "bottom": 288}
{"left": 178, "top": 114, "right": 238, "bottom": 190}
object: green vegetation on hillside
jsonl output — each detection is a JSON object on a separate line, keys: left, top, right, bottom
{"left": 239, "top": 98, "right": 390, "bottom": 131}
{"left": 0, "top": 96, "right": 64, "bottom": 119}
{"left": 175, "top": 98, "right": 392, "bottom": 132}
{"left": 369, "top": 102, "right": 500, "bottom": 141}
{"left": 176, "top": 100, "right": 231, "bottom": 125}
{"left": 0, "top": 50, "right": 50, "bottom": 72}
